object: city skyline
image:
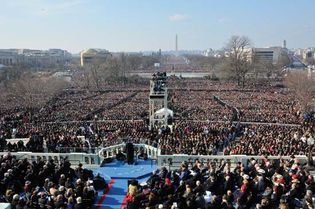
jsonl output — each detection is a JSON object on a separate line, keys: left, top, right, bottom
{"left": 0, "top": 0, "right": 315, "bottom": 53}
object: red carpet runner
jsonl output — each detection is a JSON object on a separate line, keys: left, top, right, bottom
{"left": 95, "top": 178, "right": 115, "bottom": 209}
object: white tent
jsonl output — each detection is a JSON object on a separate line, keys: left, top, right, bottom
{"left": 155, "top": 107, "right": 173, "bottom": 117}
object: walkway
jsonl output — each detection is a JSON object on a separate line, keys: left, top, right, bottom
{"left": 93, "top": 159, "right": 156, "bottom": 209}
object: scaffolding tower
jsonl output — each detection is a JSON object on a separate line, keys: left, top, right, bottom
{"left": 149, "top": 72, "right": 168, "bottom": 130}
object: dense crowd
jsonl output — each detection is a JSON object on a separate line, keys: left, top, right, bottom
{"left": 0, "top": 79, "right": 314, "bottom": 157}
{"left": 126, "top": 156, "right": 315, "bottom": 209}
{"left": 99, "top": 92, "right": 148, "bottom": 120}
{"left": 0, "top": 120, "right": 156, "bottom": 153}
{"left": 0, "top": 153, "right": 100, "bottom": 209}
{"left": 224, "top": 125, "right": 309, "bottom": 156}
{"left": 169, "top": 90, "right": 233, "bottom": 121}
{"left": 37, "top": 91, "right": 135, "bottom": 122}
{"left": 159, "top": 122, "right": 239, "bottom": 155}
{"left": 216, "top": 91, "right": 301, "bottom": 124}
{"left": 0, "top": 76, "right": 314, "bottom": 209}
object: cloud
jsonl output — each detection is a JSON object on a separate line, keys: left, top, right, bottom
{"left": 38, "top": 8, "right": 49, "bottom": 16}
{"left": 33, "top": 0, "right": 85, "bottom": 16}
{"left": 169, "top": 14, "right": 189, "bottom": 22}
{"left": 217, "top": 17, "right": 230, "bottom": 23}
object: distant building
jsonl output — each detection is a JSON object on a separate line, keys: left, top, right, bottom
{"left": 0, "top": 50, "right": 20, "bottom": 65}
{"left": 294, "top": 48, "right": 304, "bottom": 57}
{"left": 203, "top": 48, "right": 215, "bottom": 57}
{"left": 250, "top": 47, "right": 287, "bottom": 64}
{"left": 0, "top": 48, "right": 71, "bottom": 66}
{"left": 303, "top": 48, "right": 315, "bottom": 60}
{"left": 80, "top": 49, "right": 111, "bottom": 66}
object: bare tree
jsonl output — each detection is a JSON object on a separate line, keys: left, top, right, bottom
{"left": 71, "top": 66, "right": 92, "bottom": 89}
{"left": 252, "top": 59, "right": 277, "bottom": 80}
{"left": 86, "top": 64, "right": 104, "bottom": 90}
{"left": 285, "top": 71, "right": 315, "bottom": 111}
{"left": 224, "top": 35, "right": 252, "bottom": 87}
{"left": 126, "top": 55, "right": 142, "bottom": 71}
{"left": 186, "top": 55, "right": 223, "bottom": 72}
{"left": 10, "top": 73, "right": 68, "bottom": 112}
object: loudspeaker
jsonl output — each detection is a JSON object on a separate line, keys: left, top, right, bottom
{"left": 126, "top": 142, "right": 134, "bottom": 164}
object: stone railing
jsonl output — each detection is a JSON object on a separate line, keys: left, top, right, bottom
{"left": 98, "top": 143, "right": 159, "bottom": 160}
{"left": 157, "top": 154, "right": 310, "bottom": 170}
{"left": 0, "top": 151, "right": 100, "bottom": 166}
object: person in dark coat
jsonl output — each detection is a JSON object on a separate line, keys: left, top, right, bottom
{"left": 147, "top": 170, "right": 161, "bottom": 190}
{"left": 93, "top": 173, "right": 107, "bottom": 191}
{"left": 74, "top": 197, "right": 83, "bottom": 209}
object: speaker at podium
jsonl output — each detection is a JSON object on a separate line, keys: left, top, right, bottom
{"left": 126, "top": 142, "right": 134, "bottom": 164}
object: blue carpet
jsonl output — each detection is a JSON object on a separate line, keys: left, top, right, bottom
{"left": 94, "top": 159, "right": 156, "bottom": 179}
{"left": 93, "top": 159, "right": 156, "bottom": 209}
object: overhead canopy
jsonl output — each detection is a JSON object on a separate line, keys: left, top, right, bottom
{"left": 155, "top": 107, "right": 173, "bottom": 117}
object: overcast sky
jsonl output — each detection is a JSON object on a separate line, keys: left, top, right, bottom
{"left": 0, "top": 0, "right": 314, "bottom": 53}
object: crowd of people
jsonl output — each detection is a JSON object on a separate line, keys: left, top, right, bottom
{"left": 0, "top": 120, "right": 157, "bottom": 153}
{"left": 159, "top": 121, "right": 239, "bottom": 155}
{"left": 99, "top": 92, "right": 148, "bottom": 120}
{"left": 1, "top": 119, "right": 314, "bottom": 157}
{"left": 224, "top": 125, "right": 309, "bottom": 156}
{"left": 126, "top": 156, "right": 315, "bottom": 209}
{"left": 0, "top": 76, "right": 314, "bottom": 209}
{"left": 0, "top": 152, "right": 103, "bottom": 209}
{"left": 0, "top": 78, "right": 314, "bottom": 156}
{"left": 169, "top": 90, "right": 233, "bottom": 121}
{"left": 217, "top": 90, "right": 301, "bottom": 124}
